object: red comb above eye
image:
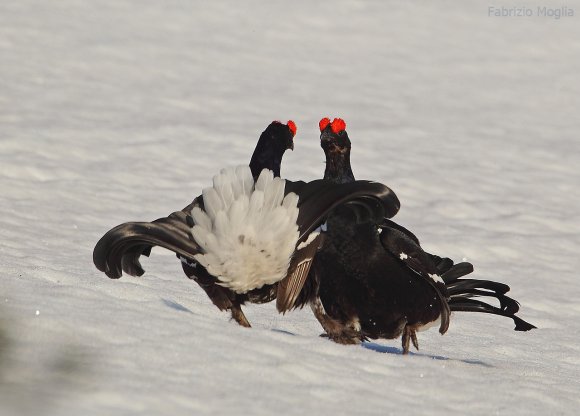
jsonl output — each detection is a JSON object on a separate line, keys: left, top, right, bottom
{"left": 331, "top": 118, "right": 346, "bottom": 134}
{"left": 319, "top": 117, "right": 331, "bottom": 132}
{"left": 287, "top": 120, "right": 297, "bottom": 137}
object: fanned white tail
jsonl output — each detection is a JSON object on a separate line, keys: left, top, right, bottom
{"left": 190, "top": 166, "right": 299, "bottom": 293}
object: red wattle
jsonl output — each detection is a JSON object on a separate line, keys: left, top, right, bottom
{"left": 331, "top": 118, "right": 346, "bottom": 134}
{"left": 319, "top": 117, "right": 331, "bottom": 132}
{"left": 287, "top": 120, "right": 297, "bottom": 137}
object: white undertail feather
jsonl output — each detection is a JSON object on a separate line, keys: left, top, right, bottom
{"left": 190, "top": 166, "right": 299, "bottom": 293}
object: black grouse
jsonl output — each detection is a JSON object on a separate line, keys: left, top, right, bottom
{"left": 94, "top": 121, "right": 296, "bottom": 327}
{"left": 93, "top": 120, "right": 401, "bottom": 328}
{"left": 298, "top": 117, "right": 535, "bottom": 354}
{"left": 179, "top": 120, "right": 297, "bottom": 326}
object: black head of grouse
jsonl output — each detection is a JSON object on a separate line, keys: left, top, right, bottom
{"left": 249, "top": 120, "right": 296, "bottom": 178}
{"left": 319, "top": 117, "right": 355, "bottom": 184}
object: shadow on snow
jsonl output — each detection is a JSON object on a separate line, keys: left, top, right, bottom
{"left": 162, "top": 298, "right": 194, "bottom": 314}
{"left": 361, "top": 341, "right": 493, "bottom": 367}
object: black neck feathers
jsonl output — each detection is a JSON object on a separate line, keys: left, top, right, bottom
{"left": 249, "top": 122, "right": 292, "bottom": 179}
{"left": 324, "top": 149, "right": 356, "bottom": 184}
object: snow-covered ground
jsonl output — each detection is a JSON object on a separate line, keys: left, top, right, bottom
{"left": 1, "top": 1, "right": 579, "bottom": 414}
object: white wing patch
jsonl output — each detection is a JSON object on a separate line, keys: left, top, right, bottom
{"left": 179, "top": 256, "right": 197, "bottom": 268}
{"left": 399, "top": 252, "right": 408, "bottom": 260}
{"left": 190, "top": 166, "right": 299, "bottom": 294}
{"left": 297, "top": 222, "right": 327, "bottom": 250}
{"left": 428, "top": 273, "right": 444, "bottom": 284}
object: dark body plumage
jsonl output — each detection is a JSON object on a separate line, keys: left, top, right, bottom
{"left": 314, "top": 211, "right": 445, "bottom": 345}
{"left": 307, "top": 118, "right": 535, "bottom": 353}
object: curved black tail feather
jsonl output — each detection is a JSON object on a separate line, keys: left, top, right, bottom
{"left": 93, "top": 211, "right": 201, "bottom": 279}
{"left": 429, "top": 257, "right": 535, "bottom": 330}
{"left": 449, "top": 298, "right": 536, "bottom": 331}
{"left": 445, "top": 278, "right": 510, "bottom": 295}
{"left": 440, "top": 261, "right": 474, "bottom": 281}
{"left": 450, "top": 287, "right": 520, "bottom": 314}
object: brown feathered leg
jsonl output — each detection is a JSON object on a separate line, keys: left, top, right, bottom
{"left": 311, "top": 297, "right": 362, "bottom": 345}
{"left": 401, "top": 324, "right": 419, "bottom": 354}
{"left": 230, "top": 303, "right": 251, "bottom": 328}
{"left": 182, "top": 261, "right": 252, "bottom": 327}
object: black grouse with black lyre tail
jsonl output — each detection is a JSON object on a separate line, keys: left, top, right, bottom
{"left": 293, "top": 117, "right": 535, "bottom": 354}
{"left": 93, "top": 120, "right": 401, "bottom": 328}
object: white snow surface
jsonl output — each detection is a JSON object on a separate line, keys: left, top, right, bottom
{"left": 1, "top": 1, "right": 579, "bottom": 415}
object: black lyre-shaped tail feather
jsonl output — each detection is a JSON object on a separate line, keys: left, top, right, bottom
{"left": 439, "top": 261, "right": 474, "bottom": 281}
{"left": 439, "top": 261, "right": 536, "bottom": 331}
{"left": 93, "top": 210, "right": 201, "bottom": 279}
{"left": 446, "top": 279, "right": 520, "bottom": 314}
{"left": 449, "top": 297, "right": 536, "bottom": 331}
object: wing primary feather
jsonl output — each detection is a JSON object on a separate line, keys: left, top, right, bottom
{"left": 277, "top": 232, "right": 324, "bottom": 312}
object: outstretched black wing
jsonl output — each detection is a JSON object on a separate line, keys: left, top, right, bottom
{"left": 286, "top": 179, "right": 400, "bottom": 241}
{"left": 277, "top": 179, "right": 400, "bottom": 312}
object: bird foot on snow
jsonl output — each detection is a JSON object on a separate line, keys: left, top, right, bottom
{"left": 319, "top": 332, "right": 362, "bottom": 345}
{"left": 230, "top": 307, "right": 251, "bottom": 328}
{"left": 401, "top": 325, "right": 419, "bottom": 354}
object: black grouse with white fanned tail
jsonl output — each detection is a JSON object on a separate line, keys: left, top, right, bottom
{"left": 299, "top": 118, "right": 535, "bottom": 354}
{"left": 93, "top": 120, "right": 401, "bottom": 327}
{"left": 94, "top": 121, "right": 297, "bottom": 327}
